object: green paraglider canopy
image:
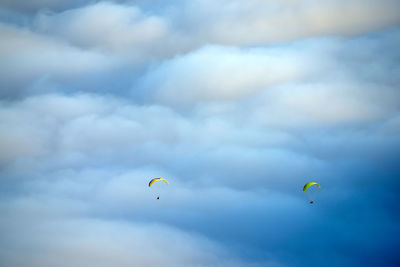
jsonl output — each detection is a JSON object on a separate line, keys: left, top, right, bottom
{"left": 303, "top": 182, "right": 321, "bottom": 192}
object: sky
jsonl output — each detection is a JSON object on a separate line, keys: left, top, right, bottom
{"left": 1, "top": 0, "right": 400, "bottom": 266}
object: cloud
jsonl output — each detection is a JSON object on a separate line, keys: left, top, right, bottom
{"left": 1, "top": 1, "right": 400, "bottom": 266}
{"left": 136, "top": 30, "right": 400, "bottom": 126}
{"left": 0, "top": 0, "right": 88, "bottom": 13}
{"left": 1, "top": 85, "right": 398, "bottom": 188}
{"left": 3, "top": 0, "right": 398, "bottom": 61}
{"left": 136, "top": 45, "right": 313, "bottom": 105}
{"left": 1, "top": 1, "right": 399, "bottom": 99}
{"left": 34, "top": 2, "right": 178, "bottom": 61}
{"left": 34, "top": 0, "right": 400, "bottom": 47}
{"left": 0, "top": 88, "right": 399, "bottom": 265}
{"left": 0, "top": 214, "right": 253, "bottom": 267}
{"left": 0, "top": 23, "right": 119, "bottom": 97}
{"left": 186, "top": 0, "right": 400, "bottom": 44}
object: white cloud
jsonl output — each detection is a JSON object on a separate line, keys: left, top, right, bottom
{"left": 33, "top": 2, "right": 186, "bottom": 62}
{"left": 0, "top": 215, "right": 251, "bottom": 267}
{"left": 181, "top": 0, "right": 400, "bottom": 45}
{"left": 0, "top": 23, "right": 119, "bottom": 95}
{"left": 1, "top": 2, "right": 400, "bottom": 265}
{"left": 250, "top": 82, "right": 400, "bottom": 128}
{"left": 7, "top": 0, "right": 398, "bottom": 63}
{"left": 137, "top": 45, "right": 315, "bottom": 106}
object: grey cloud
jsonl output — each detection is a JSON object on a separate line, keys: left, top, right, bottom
{"left": 1, "top": 1, "right": 399, "bottom": 99}
{"left": 0, "top": 89, "right": 399, "bottom": 266}
{"left": 0, "top": 23, "right": 120, "bottom": 98}
{"left": 189, "top": 0, "right": 400, "bottom": 44}
{"left": 0, "top": 214, "right": 253, "bottom": 267}
{"left": 0, "top": 0, "right": 89, "bottom": 13}
{"left": 0, "top": 165, "right": 287, "bottom": 266}
{"left": 4, "top": 0, "right": 399, "bottom": 61}
{"left": 34, "top": 2, "right": 180, "bottom": 61}
{"left": 3, "top": 154, "right": 397, "bottom": 266}
{"left": 1, "top": 89, "right": 398, "bottom": 192}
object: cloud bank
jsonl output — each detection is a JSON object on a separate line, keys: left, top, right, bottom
{"left": 1, "top": 1, "right": 400, "bottom": 266}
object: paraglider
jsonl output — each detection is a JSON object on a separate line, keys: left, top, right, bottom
{"left": 149, "top": 178, "right": 169, "bottom": 199}
{"left": 303, "top": 182, "right": 320, "bottom": 204}
{"left": 148, "top": 178, "right": 169, "bottom": 187}
{"left": 303, "top": 182, "right": 320, "bottom": 192}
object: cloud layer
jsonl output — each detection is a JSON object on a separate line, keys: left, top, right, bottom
{"left": 1, "top": 1, "right": 400, "bottom": 266}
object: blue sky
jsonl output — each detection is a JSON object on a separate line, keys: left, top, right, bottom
{"left": 1, "top": 1, "right": 400, "bottom": 266}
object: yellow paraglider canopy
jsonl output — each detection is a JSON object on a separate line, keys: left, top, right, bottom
{"left": 149, "top": 178, "right": 169, "bottom": 187}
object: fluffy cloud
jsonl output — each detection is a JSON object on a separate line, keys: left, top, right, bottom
{"left": 6, "top": 0, "right": 400, "bottom": 46}
{"left": 186, "top": 0, "right": 400, "bottom": 44}
{"left": 0, "top": 23, "right": 119, "bottom": 97}
{"left": 2, "top": 0, "right": 399, "bottom": 98}
{"left": 3, "top": 0, "right": 399, "bottom": 60}
{"left": 137, "top": 45, "right": 312, "bottom": 105}
{"left": 136, "top": 30, "right": 400, "bottom": 127}
{"left": 1, "top": 1, "right": 400, "bottom": 266}
{"left": 0, "top": 214, "right": 253, "bottom": 267}
{"left": 34, "top": 2, "right": 180, "bottom": 61}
